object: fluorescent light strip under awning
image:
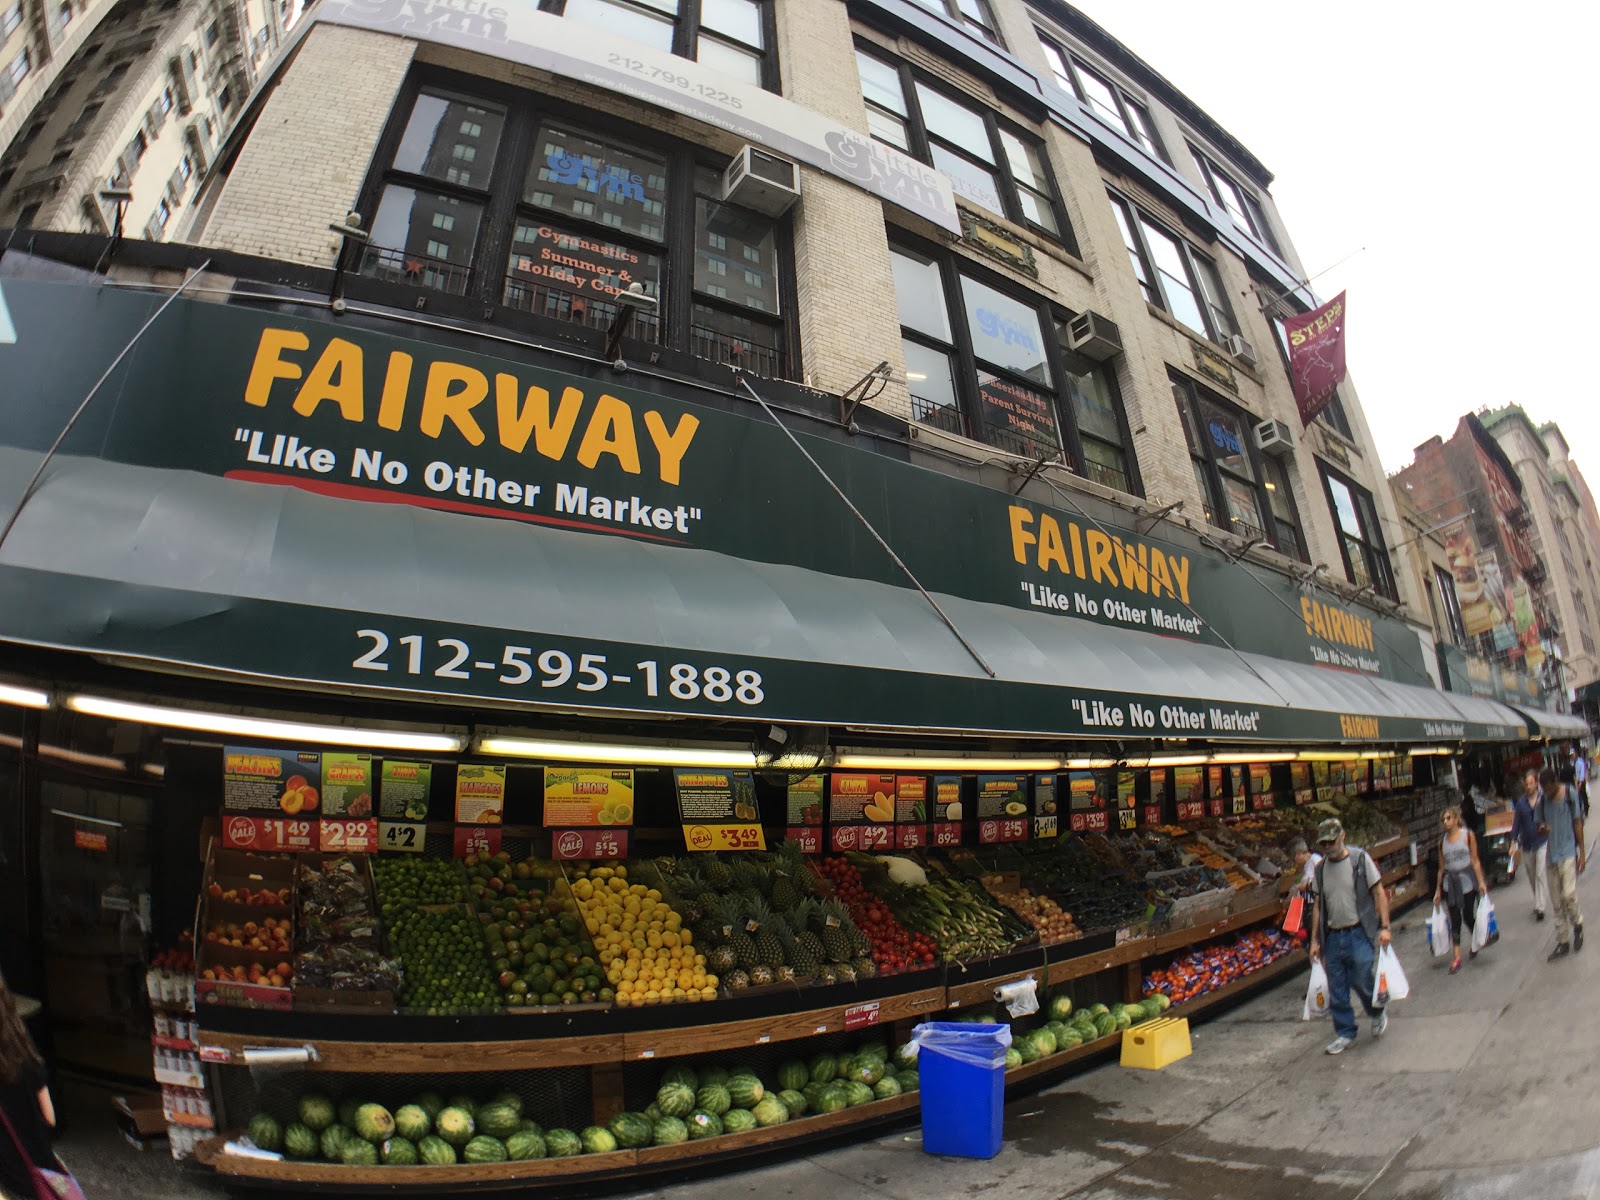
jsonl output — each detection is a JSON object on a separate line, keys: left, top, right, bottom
{"left": 0, "top": 683, "right": 49, "bottom": 709}
{"left": 64, "top": 695, "right": 465, "bottom": 754}
{"left": 477, "top": 736, "right": 760, "bottom": 768}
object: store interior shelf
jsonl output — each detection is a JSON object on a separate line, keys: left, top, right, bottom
{"left": 195, "top": 1030, "right": 622, "bottom": 1072}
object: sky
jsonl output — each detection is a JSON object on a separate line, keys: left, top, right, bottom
{"left": 1075, "top": 0, "right": 1600, "bottom": 478}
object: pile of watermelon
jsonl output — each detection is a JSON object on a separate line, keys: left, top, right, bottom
{"left": 989, "top": 990, "right": 1169, "bottom": 1071}
{"left": 1141, "top": 928, "right": 1296, "bottom": 1007}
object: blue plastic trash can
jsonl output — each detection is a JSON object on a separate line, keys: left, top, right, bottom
{"left": 911, "top": 1021, "right": 1011, "bottom": 1158}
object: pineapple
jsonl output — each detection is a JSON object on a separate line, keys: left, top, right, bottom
{"left": 817, "top": 899, "right": 855, "bottom": 964}
{"left": 777, "top": 964, "right": 797, "bottom": 984}
{"left": 726, "top": 969, "right": 750, "bottom": 991}
{"left": 853, "top": 956, "right": 879, "bottom": 980}
{"left": 749, "top": 898, "right": 786, "bottom": 970}
{"left": 790, "top": 900, "right": 825, "bottom": 974}
{"left": 835, "top": 964, "right": 857, "bottom": 985}
{"left": 817, "top": 965, "right": 839, "bottom": 986}
{"left": 702, "top": 854, "right": 733, "bottom": 890}
{"left": 729, "top": 927, "right": 760, "bottom": 973}
{"left": 709, "top": 943, "right": 737, "bottom": 974}
{"left": 749, "top": 964, "right": 774, "bottom": 987}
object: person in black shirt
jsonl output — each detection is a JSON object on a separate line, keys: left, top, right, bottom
{"left": 0, "top": 977, "right": 60, "bottom": 1199}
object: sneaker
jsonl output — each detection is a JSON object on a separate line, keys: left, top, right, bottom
{"left": 1372, "top": 1009, "right": 1388, "bottom": 1038}
{"left": 1549, "top": 943, "right": 1572, "bottom": 961}
{"left": 1325, "top": 1035, "right": 1354, "bottom": 1055}
{"left": 1576, "top": 925, "right": 1585, "bottom": 952}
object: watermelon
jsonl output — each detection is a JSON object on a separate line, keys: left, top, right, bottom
{"left": 841, "top": 1057, "right": 883, "bottom": 1085}
{"left": 1139, "top": 999, "right": 1163, "bottom": 1021}
{"left": 698, "top": 1066, "right": 730, "bottom": 1089}
{"left": 518, "top": 1119, "right": 543, "bottom": 1135}
{"left": 643, "top": 1103, "right": 663, "bottom": 1123}
{"left": 393, "top": 1104, "right": 431, "bottom": 1142}
{"left": 608, "top": 1112, "right": 653, "bottom": 1149}
{"left": 657, "top": 1081, "right": 696, "bottom": 1118}
{"left": 488, "top": 1091, "right": 525, "bottom": 1118}
{"left": 283, "top": 1123, "right": 319, "bottom": 1160}
{"left": 506, "top": 1130, "right": 548, "bottom": 1160}
{"left": 893, "top": 1070, "right": 919, "bottom": 1092}
{"left": 872, "top": 1076, "right": 902, "bottom": 1100}
{"left": 413, "top": 1093, "right": 446, "bottom": 1120}
{"left": 353, "top": 1103, "right": 395, "bottom": 1144}
{"left": 1005, "top": 1047, "right": 1023, "bottom": 1070}
{"left": 1095, "top": 1013, "right": 1118, "bottom": 1038}
{"left": 972, "top": 1012, "right": 998, "bottom": 1023}
{"left": 1058, "top": 1030, "right": 1083, "bottom": 1049}
{"left": 476, "top": 1103, "right": 520, "bottom": 1140}
{"left": 1113, "top": 1010, "right": 1133, "bottom": 1031}
{"left": 299, "top": 1094, "right": 337, "bottom": 1132}
{"left": 894, "top": 1042, "right": 918, "bottom": 1071}
{"left": 814, "top": 1083, "right": 849, "bottom": 1114}
{"left": 695, "top": 1084, "right": 732, "bottom": 1115}
{"left": 776, "top": 1060, "right": 809, "bottom": 1092}
{"left": 445, "top": 1095, "right": 477, "bottom": 1117}
{"left": 722, "top": 1108, "right": 757, "bottom": 1134}
{"left": 580, "top": 1126, "right": 619, "bottom": 1155}
{"left": 464, "top": 1136, "right": 508, "bottom": 1163}
{"left": 338, "top": 1099, "right": 362, "bottom": 1130}
{"left": 776, "top": 1089, "right": 808, "bottom": 1118}
{"left": 544, "top": 1128, "right": 583, "bottom": 1158}
{"left": 320, "top": 1125, "right": 351, "bottom": 1161}
{"left": 1048, "top": 992, "right": 1074, "bottom": 1022}
{"left": 651, "top": 1116, "right": 689, "bottom": 1146}
{"left": 659, "top": 1065, "right": 699, "bottom": 1092}
{"left": 857, "top": 1040, "right": 889, "bottom": 1063}
{"left": 1016, "top": 1039, "right": 1040, "bottom": 1065}
{"left": 435, "top": 1107, "right": 475, "bottom": 1147}
{"left": 1089, "top": 1003, "right": 1110, "bottom": 1019}
{"left": 380, "top": 1136, "right": 418, "bottom": 1165}
{"left": 727, "top": 1074, "right": 765, "bottom": 1109}
{"left": 1045, "top": 1020, "right": 1070, "bottom": 1043}
{"left": 842, "top": 1080, "right": 875, "bottom": 1107}
{"left": 417, "top": 1135, "right": 457, "bottom": 1165}
{"left": 1150, "top": 992, "right": 1172, "bottom": 1012}
{"left": 1031, "top": 1028, "right": 1058, "bottom": 1056}
{"left": 341, "top": 1139, "right": 379, "bottom": 1166}
{"left": 808, "top": 1053, "right": 838, "bottom": 1085}
{"left": 246, "top": 1113, "right": 282, "bottom": 1152}
{"left": 685, "top": 1110, "right": 723, "bottom": 1140}
{"left": 752, "top": 1095, "right": 789, "bottom": 1127}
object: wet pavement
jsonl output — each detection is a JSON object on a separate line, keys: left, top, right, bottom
{"left": 52, "top": 847, "right": 1600, "bottom": 1199}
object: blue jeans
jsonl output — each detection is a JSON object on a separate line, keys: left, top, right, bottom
{"left": 1324, "top": 926, "right": 1382, "bottom": 1040}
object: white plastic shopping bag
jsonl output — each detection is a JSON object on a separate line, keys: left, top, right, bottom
{"left": 1428, "top": 904, "right": 1452, "bottom": 957}
{"left": 1372, "top": 945, "right": 1409, "bottom": 1004}
{"left": 1472, "top": 896, "right": 1494, "bottom": 952}
{"left": 1302, "top": 959, "right": 1330, "bottom": 1021}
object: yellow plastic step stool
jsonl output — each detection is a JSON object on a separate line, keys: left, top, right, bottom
{"left": 1120, "top": 1017, "right": 1192, "bottom": 1070}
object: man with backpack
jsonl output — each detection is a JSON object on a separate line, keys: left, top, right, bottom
{"left": 1307, "top": 817, "right": 1392, "bottom": 1055}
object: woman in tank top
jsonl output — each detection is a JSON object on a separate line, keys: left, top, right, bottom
{"left": 1433, "top": 805, "right": 1489, "bottom": 974}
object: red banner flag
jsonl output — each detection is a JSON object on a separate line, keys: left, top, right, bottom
{"left": 1285, "top": 291, "right": 1348, "bottom": 426}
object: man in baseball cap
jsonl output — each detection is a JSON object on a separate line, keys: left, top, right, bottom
{"left": 1307, "top": 817, "right": 1392, "bottom": 1054}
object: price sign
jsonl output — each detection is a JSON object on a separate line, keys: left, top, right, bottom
{"left": 223, "top": 815, "right": 315, "bottom": 852}
{"left": 1206, "top": 797, "right": 1225, "bottom": 818}
{"left": 895, "top": 775, "right": 929, "bottom": 851}
{"left": 931, "top": 821, "right": 962, "bottom": 847}
{"left": 320, "top": 817, "right": 377, "bottom": 853}
{"left": 1230, "top": 793, "right": 1247, "bottom": 816}
{"left": 453, "top": 825, "right": 503, "bottom": 859}
{"left": 73, "top": 828, "right": 109, "bottom": 852}
{"left": 1176, "top": 800, "right": 1206, "bottom": 822}
{"left": 832, "top": 823, "right": 892, "bottom": 851}
{"left": 378, "top": 821, "right": 426, "bottom": 853}
{"left": 1142, "top": 803, "right": 1162, "bottom": 826}
{"left": 843, "top": 1001, "right": 881, "bottom": 1031}
{"left": 1251, "top": 793, "right": 1276, "bottom": 812}
{"left": 1034, "top": 774, "right": 1058, "bottom": 840}
{"left": 981, "top": 817, "right": 1029, "bottom": 843}
{"left": 785, "top": 826, "right": 822, "bottom": 853}
{"left": 1117, "top": 807, "right": 1136, "bottom": 830}
{"left": 1034, "top": 814, "right": 1059, "bottom": 838}
{"left": 1082, "top": 811, "right": 1108, "bottom": 833}
{"left": 551, "top": 828, "right": 628, "bottom": 860}
{"left": 895, "top": 823, "right": 925, "bottom": 850}
{"left": 684, "top": 824, "right": 767, "bottom": 852}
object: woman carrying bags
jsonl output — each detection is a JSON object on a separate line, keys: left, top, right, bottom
{"left": 0, "top": 978, "right": 82, "bottom": 1200}
{"left": 1434, "top": 805, "right": 1490, "bottom": 975}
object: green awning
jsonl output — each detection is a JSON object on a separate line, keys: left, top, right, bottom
{"left": 0, "top": 448, "right": 1526, "bottom": 745}
{"left": 1507, "top": 704, "right": 1590, "bottom": 740}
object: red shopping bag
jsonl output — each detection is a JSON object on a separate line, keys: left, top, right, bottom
{"left": 1281, "top": 893, "right": 1306, "bottom": 937}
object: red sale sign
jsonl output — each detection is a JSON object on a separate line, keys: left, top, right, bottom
{"left": 320, "top": 818, "right": 376, "bottom": 853}
{"left": 224, "top": 815, "right": 315, "bottom": 852}
{"left": 453, "top": 825, "right": 503, "bottom": 859}
{"left": 895, "top": 824, "right": 924, "bottom": 850}
{"left": 785, "top": 826, "right": 821, "bottom": 854}
{"left": 551, "top": 828, "right": 628, "bottom": 860}
{"left": 831, "top": 824, "right": 892, "bottom": 852}
{"left": 843, "top": 1001, "right": 881, "bottom": 1030}
{"left": 931, "top": 822, "right": 962, "bottom": 847}
{"left": 980, "top": 818, "right": 1028, "bottom": 844}
{"left": 1176, "top": 800, "right": 1205, "bottom": 822}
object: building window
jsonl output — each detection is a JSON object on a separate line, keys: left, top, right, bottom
{"left": 159, "top": 87, "right": 174, "bottom": 115}
{"left": 0, "top": 49, "right": 29, "bottom": 105}
{"left": 1, "top": 3, "right": 21, "bottom": 37}
{"left": 892, "top": 237, "right": 1137, "bottom": 488}
{"left": 154, "top": 200, "right": 171, "bottom": 229}
{"left": 204, "top": 20, "right": 219, "bottom": 45}
{"left": 1110, "top": 192, "right": 1235, "bottom": 343}
{"left": 362, "top": 75, "right": 794, "bottom": 378}
{"left": 906, "top": 0, "right": 1001, "bottom": 44}
{"left": 858, "top": 47, "right": 1068, "bottom": 244}
{"left": 1189, "top": 145, "right": 1281, "bottom": 255}
{"left": 178, "top": 154, "right": 192, "bottom": 180}
{"left": 1171, "top": 371, "right": 1272, "bottom": 542}
{"left": 1434, "top": 565, "right": 1467, "bottom": 645}
{"left": 1037, "top": 37, "right": 1164, "bottom": 160}
{"left": 1320, "top": 467, "right": 1397, "bottom": 600}
{"left": 1261, "top": 456, "right": 1306, "bottom": 561}
{"left": 551, "top": 0, "right": 776, "bottom": 89}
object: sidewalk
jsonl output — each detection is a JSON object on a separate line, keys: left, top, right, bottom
{"left": 51, "top": 849, "right": 1600, "bottom": 1199}
{"left": 616, "top": 849, "right": 1600, "bottom": 1200}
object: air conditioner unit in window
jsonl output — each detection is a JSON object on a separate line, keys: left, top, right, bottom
{"left": 722, "top": 145, "right": 799, "bottom": 216}
{"left": 1226, "top": 333, "right": 1258, "bottom": 368}
{"left": 1065, "top": 309, "right": 1123, "bottom": 361}
{"left": 1253, "top": 418, "right": 1295, "bottom": 457}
